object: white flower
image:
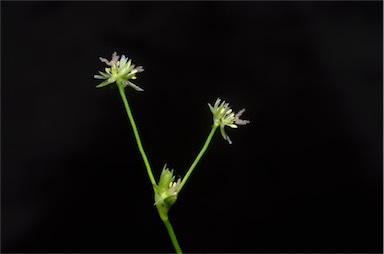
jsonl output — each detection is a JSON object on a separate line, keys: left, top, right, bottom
{"left": 94, "top": 52, "right": 144, "bottom": 91}
{"left": 208, "top": 98, "right": 250, "bottom": 144}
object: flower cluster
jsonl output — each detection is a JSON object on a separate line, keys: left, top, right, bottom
{"left": 208, "top": 98, "right": 250, "bottom": 144}
{"left": 94, "top": 52, "right": 144, "bottom": 91}
{"left": 153, "top": 165, "right": 181, "bottom": 217}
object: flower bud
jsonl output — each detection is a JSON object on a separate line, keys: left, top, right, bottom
{"left": 154, "top": 165, "right": 181, "bottom": 220}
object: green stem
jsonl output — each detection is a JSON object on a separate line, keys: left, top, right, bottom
{"left": 163, "top": 218, "right": 183, "bottom": 254}
{"left": 117, "top": 85, "right": 156, "bottom": 186}
{"left": 178, "top": 125, "right": 218, "bottom": 193}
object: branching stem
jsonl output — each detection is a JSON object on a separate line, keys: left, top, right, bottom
{"left": 117, "top": 85, "right": 219, "bottom": 254}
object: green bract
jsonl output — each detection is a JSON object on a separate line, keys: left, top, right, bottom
{"left": 208, "top": 98, "right": 250, "bottom": 144}
{"left": 94, "top": 52, "right": 144, "bottom": 91}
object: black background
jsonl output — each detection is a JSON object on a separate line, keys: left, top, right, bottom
{"left": 1, "top": 1, "right": 383, "bottom": 253}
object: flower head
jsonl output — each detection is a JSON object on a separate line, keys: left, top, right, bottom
{"left": 153, "top": 165, "right": 181, "bottom": 217}
{"left": 94, "top": 52, "right": 144, "bottom": 91}
{"left": 208, "top": 98, "right": 250, "bottom": 144}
